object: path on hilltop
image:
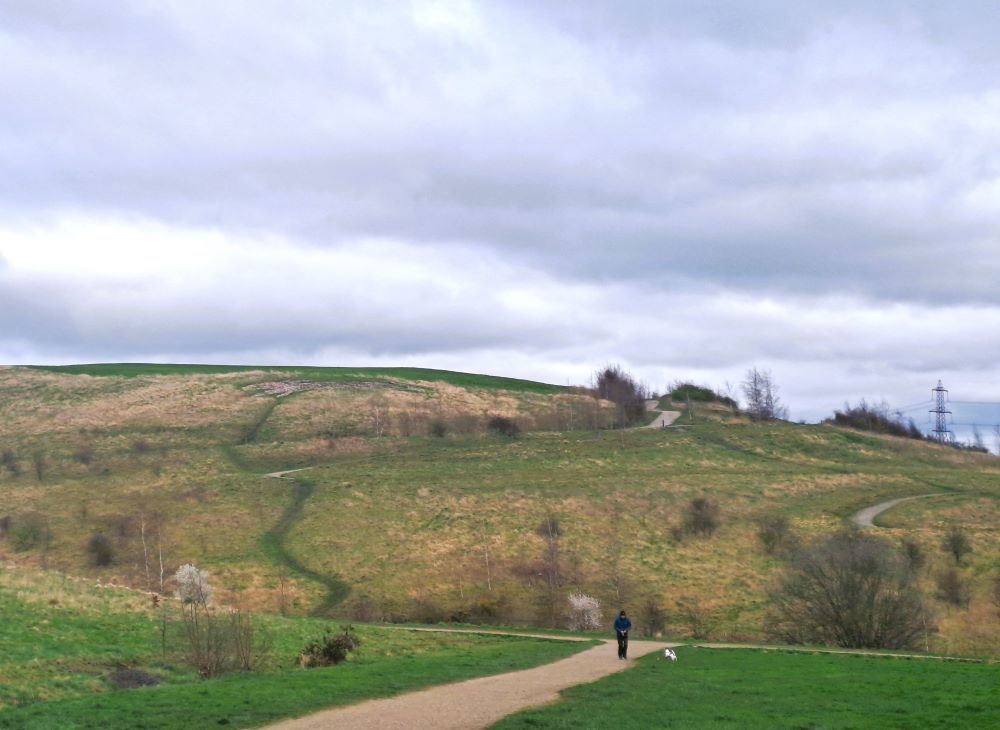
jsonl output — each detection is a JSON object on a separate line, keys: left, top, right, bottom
{"left": 263, "top": 637, "right": 673, "bottom": 730}
{"left": 643, "top": 398, "right": 682, "bottom": 428}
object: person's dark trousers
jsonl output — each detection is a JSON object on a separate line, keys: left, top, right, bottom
{"left": 616, "top": 631, "right": 628, "bottom": 659}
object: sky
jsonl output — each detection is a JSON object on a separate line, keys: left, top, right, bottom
{"left": 2, "top": 0, "right": 1000, "bottom": 432}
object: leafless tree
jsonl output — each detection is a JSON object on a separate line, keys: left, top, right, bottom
{"left": 741, "top": 368, "right": 788, "bottom": 421}
{"left": 537, "top": 514, "right": 563, "bottom": 626}
{"left": 594, "top": 364, "right": 649, "bottom": 427}
{"left": 942, "top": 526, "right": 972, "bottom": 565}
{"left": 767, "top": 531, "right": 931, "bottom": 650}
{"left": 972, "top": 425, "right": 986, "bottom": 451}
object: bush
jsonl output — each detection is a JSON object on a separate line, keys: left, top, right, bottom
{"left": 594, "top": 364, "right": 649, "bottom": 427}
{"left": 175, "top": 564, "right": 213, "bottom": 605}
{"left": 177, "top": 604, "right": 270, "bottom": 678}
{"left": 565, "top": 593, "right": 603, "bottom": 631}
{"left": 756, "top": 515, "right": 794, "bottom": 556}
{"left": 1, "top": 449, "right": 20, "bottom": 476}
{"left": 487, "top": 416, "right": 521, "bottom": 438}
{"left": 299, "top": 626, "right": 361, "bottom": 668}
{"left": 429, "top": 420, "right": 448, "bottom": 438}
{"left": 669, "top": 382, "right": 737, "bottom": 408}
{"left": 9, "top": 513, "right": 51, "bottom": 551}
{"left": 902, "top": 539, "right": 925, "bottom": 572}
{"left": 74, "top": 444, "right": 95, "bottom": 465}
{"left": 31, "top": 451, "right": 46, "bottom": 481}
{"left": 935, "top": 569, "right": 970, "bottom": 608}
{"left": 639, "top": 596, "right": 667, "bottom": 638}
{"left": 767, "top": 531, "right": 931, "bottom": 650}
{"left": 826, "top": 400, "right": 924, "bottom": 440}
{"left": 86, "top": 533, "right": 115, "bottom": 566}
{"left": 942, "top": 526, "right": 972, "bottom": 565}
{"left": 684, "top": 498, "right": 721, "bottom": 537}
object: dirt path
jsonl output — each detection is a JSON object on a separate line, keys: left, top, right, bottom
{"left": 262, "top": 638, "right": 673, "bottom": 730}
{"left": 643, "top": 399, "right": 682, "bottom": 428}
{"left": 265, "top": 467, "right": 313, "bottom": 479}
{"left": 850, "top": 493, "right": 942, "bottom": 528}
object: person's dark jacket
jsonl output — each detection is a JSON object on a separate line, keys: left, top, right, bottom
{"left": 614, "top": 615, "right": 632, "bottom": 634}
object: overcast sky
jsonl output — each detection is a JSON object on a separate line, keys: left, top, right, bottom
{"left": 2, "top": 0, "right": 1000, "bottom": 430}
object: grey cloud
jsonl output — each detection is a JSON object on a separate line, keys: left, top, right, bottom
{"left": 3, "top": 2, "right": 1000, "bottom": 304}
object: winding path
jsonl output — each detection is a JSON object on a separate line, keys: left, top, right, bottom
{"left": 849, "top": 493, "right": 942, "bottom": 528}
{"left": 643, "top": 399, "right": 682, "bottom": 428}
{"left": 263, "top": 637, "right": 673, "bottom": 730}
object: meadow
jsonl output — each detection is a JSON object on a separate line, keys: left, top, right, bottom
{"left": 0, "top": 564, "right": 589, "bottom": 728}
{"left": 492, "top": 646, "right": 1000, "bottom": 729}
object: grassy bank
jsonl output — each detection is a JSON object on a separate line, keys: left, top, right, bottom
{"left": 0, "top": 566, "right": 590, "bottom": 728}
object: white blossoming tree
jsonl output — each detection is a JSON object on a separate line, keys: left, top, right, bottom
{"left": 566, "top": 592, "right": 603, "bottom": 631}
{"left": 175, "top": 563, "right": 212, "bottom": 605}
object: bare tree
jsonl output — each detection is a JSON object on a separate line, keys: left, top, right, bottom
{"left": 766, "top": 531, "right": 931, "bottom": 650}
{"left": 537, "top": 514, "right": 563, "bottom": 626}
{"left": 942, "top": 526, "right": 972, "bottom": 565}
{"left": 741, "top": 368, "right": 787, "bottom": 421}
{"left": 972, "top": 425, "right": 986, "bottom": 451}
{"left": 594, "top": 364, "right": 649, "bottom": 427}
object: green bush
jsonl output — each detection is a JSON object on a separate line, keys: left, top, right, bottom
{"left": 298, "top": 626, "right": 361, "bottom": 668}
{"left": 86, "top": 533, "right": 115, "bottom": 566}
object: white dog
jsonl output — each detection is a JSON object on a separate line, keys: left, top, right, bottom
{"left": 663, "top": 648, "right": 678, "bottom": 662}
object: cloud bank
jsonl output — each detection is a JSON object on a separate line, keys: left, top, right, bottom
{"left": 2, "top": 1, "right": 1000, "bottom": 422}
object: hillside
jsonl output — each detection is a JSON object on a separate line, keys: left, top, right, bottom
{"left": 1, "top": 365, "right": 998, "bottom": 656}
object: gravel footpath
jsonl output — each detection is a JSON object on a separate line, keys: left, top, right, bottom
{"left": 262, "top": 638, "right": 673, "bottom": 730}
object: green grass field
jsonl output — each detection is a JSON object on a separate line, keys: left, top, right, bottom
{"left": 0, "top": 567, "right": 590, "bottom": 728}
{"left": 492, "top": 647, "right": 1000, "bottom": 729}
{"left": 28, "top": 363, "right": 564, "bottom": 394}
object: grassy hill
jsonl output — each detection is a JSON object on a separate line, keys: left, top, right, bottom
{"left": 1, "top": 365, "right": 998, "bottom": 659}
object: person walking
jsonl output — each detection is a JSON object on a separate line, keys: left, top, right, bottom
{"left": 614, "top": 610, "right": 632, "bottom": 660}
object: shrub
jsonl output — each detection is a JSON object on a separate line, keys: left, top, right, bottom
{"left": 31, "top": 451, "right": 46, "bottom": 481}
{"left": 756, "top": 515, "right": 794, "bottom": 556}
{"left": 10, "top": 513, "right": 51, "bottom": 551}
{"left": 565, "top": 593, "right": 603, "bottom": 631}
{"left": 86, "top": 533, "right": 115, "bottom": 566}
{"left": 767, "top": 531, "right": 931, "bottom": 650}
{"left": 177, "top": 604, "right": 270, "bottom": 678}
{"left": 1, "top": 449, "right": 20, "bottom": 476}
{"left": 298, "top": 626, "right": 361, "bottom": 668}
{"left": 669, "top": 382, "right": 737, "bottom": 408}
{"left": 639, "top": 596, "right": 667, "bottom": 638}
{"left": 594, "top": 364, "right": 649, "bottom": 427}
{"left": 826, "top": 400, "right": 924, "bottom": 440}
{"left": 487, "top": 415, "right": 521, "bottom": 438}
{"left": 902, "top": 539, "right": 925, "bottom": 572}
{"left": 175, "top": 564, "right": 213, "bottom": 605}
{"left": 936, "top": 569, "right": 970, "bottom": 608}
{"left": 684, "top": 498, "right": 721, "bottom": 537}
{"left": 942, "top": 526, "right": 972, "bottom": 565}
{"left": 74, "top": 443, "right": 95, "bottom": 465}
{"left": 429, "top": 420, "right": 448, "bottom": 438}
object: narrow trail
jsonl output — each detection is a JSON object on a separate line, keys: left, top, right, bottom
{"left": 850, "top": 493, "right": 944, "bottom": 528}
{"left": 643, "top": 398, "right": 682, "bottom": 428}
{"left": 258, "top": 474, "right": 351, "bottom": 615}
{"left": 262, "top": 638, "right": 674, "bottom": 730}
